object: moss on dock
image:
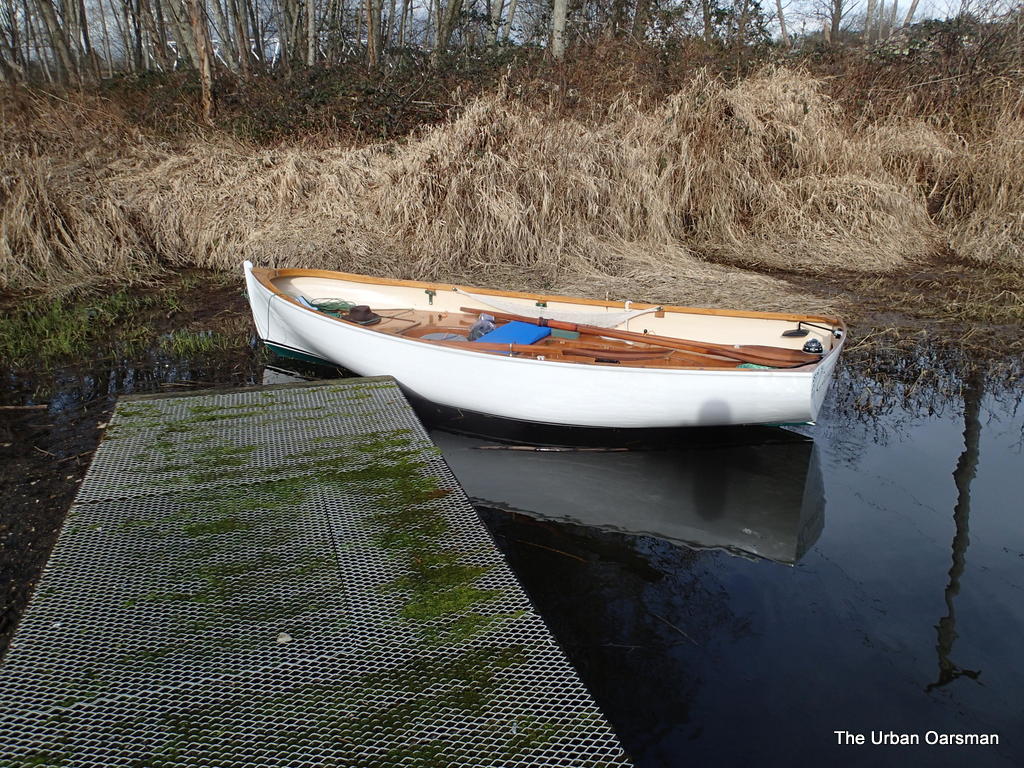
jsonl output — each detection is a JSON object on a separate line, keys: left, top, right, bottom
{"left": 7, "top": 381, "right": 606, "bottom": 766}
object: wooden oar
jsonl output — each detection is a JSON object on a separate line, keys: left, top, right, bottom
{"left": 415, "top": 337, "right": 740, "bottom": 368}
{"left": 404, "top": 325, "right": 722, "bottom": 359}
{"left": 562, "top": 349, "right": 671, "bottom": 364}
{"left": 458, "top": 307, "right": 820, "bottom": 367}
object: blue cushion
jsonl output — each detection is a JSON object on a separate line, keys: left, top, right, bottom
{"left": 474, "top": 321, "right": 551, "bottom": 345}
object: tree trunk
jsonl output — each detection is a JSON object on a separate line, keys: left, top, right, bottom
{"left": 209, "top": 0, "right": 239, "bottom": 71}
{"left": 166, "top": 0, "right": 199, "bottom": 66}
{"left": 323, "top": 0, "right": 338, "bottom": 59}
{"left": 287, "top": 0, "right": 303, "bottom": 63}
{"left": 35, "top": 0, "right": 78, "bottom": 81}
{"left": 775, "top": 0, "right": 789, "bottom": 45}
{"left": 828, "top": 0, "right": 842, "bottom": 43}
{"left": 76, "top": 0, "right": 102, "bottom": 79}
{"left": 397, "top": 0, "right": 410, "bottom": 45}
{"left": 187, "top": 0, "right": 214, "bottom": 123}
{"left": 701, "top": 0, "right": 713, "bottom": 43}
{"left": 95, "top": 0, "right": 114, "bottom": 74}
{"left": 305, "top": 0, "right": 315, "bottom": 64}
{"left": 550, "top": 0, "right": 566, "bottom": 57}
{"left": 138, "top": 0, "right": 171, "bottom": 70}
{"left": 23, "top": 0, "right": 53, "bottom": 81}
{"left": 606, "top": 0, "right": 626, "bottom": 37}
{"left": 383, "top": 0, "right": 396, "bottom": 49}
{"left": 431, "top": 0, "right": 462, "bottom": 63}
{"left": 485, "top": 0, "right": 501, "bottom": 45}
{"left": 245, "top": 0, "right": 262, "bottom": 65}
{"left": 229, "top": 0, "right": 250, "bottom": 73}
{"left": 365, "top": 0, "right": 379, "bottom": 66}
{"left": 0, "top": 0, "right": 25, "bottom": 81}
{"left": 500, "top": 0, "right": 516, "bottom": 40}
{"left": 631, "top": 0, "right": 649, "bottom": 40}
{"left": 0, "top": 28, "right": 24, "bottom": 82}
{"left": 734, "top": 0, "right": 751, "bottom": 46}
{"left": 272, "top": 0, "right": 289, "bottom": 69}
{"left": 902, "top": 0, "right": 920, "bottom": 26}
{"left": 107, "top": 0, "right": 131, "bottom": 70}
{"left": 153, "top": 0, "right": 169, "bottom": 55}
{"left": 865, "top": 0, "right": 876, "bottom": 40}
{"left": 129, "top": 0, "right": 145, "bottom": 71}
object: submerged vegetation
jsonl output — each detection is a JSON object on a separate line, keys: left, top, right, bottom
{"left": 0, "top": 291, "right": 154, "bottom": 365}
{"left": 0, "top": 273, "right": 253, "bottom": 368}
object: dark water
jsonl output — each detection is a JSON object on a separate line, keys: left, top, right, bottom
{"left": 442, "top": 369, "right": 1024, "bottom": 767}
{"left": 2, "top": 339, "right": 1022, "bottom": 767}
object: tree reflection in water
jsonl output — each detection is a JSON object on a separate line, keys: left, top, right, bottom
{"left": 927, "top": 369, "right": 984, "bottom": 692}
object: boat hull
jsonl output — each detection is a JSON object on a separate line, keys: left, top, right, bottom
{"left": 244, "top": 263, "right": 843, "bottom": 429}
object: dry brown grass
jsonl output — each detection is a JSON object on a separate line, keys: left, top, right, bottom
{"left": 939, "top": 109, "right": 1024, "bottom": 265}
{"left": 1, "top": 68, "right": 1021, "bottom": 308}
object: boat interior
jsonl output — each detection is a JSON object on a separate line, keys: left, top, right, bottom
{"left": 257, "top": 268, "right": 844, "bottom": 371}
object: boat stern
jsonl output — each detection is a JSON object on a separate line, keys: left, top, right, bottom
{"left": 809, "top": 334, "right": 845, "bottom": 420}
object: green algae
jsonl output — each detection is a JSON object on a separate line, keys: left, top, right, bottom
{"left": 183, "top": 516, "right": 251, "bottom": 537}
{"left": 116, "top": 403, "right": 160, "bottom": 419}
{"left": 399, "top": 583, "right": 501, "bottom": 622}
{"left": 193, "top": 444, "right": 257, "bottom": 466}
{"left": 124, "top": 540, "right": 330, "bottom": 610}
{"left": 420, "top": 610, "right": 526, "bottom": 646}
{"left": 187, "top": 402, "right": 273, "bottom": 415}
{"left": 383, "top": 552, "right": 498, "bottom": 623}
{"left": 18, "top": 751, "right": 69, "bottom": 767}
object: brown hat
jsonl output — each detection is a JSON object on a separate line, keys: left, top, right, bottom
{"left": 343, "top": 305, "right": 381, "bottom": 325}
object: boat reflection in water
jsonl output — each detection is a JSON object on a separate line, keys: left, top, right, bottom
{"left": 432, "top": 429, "right": 825, "bottom": 565}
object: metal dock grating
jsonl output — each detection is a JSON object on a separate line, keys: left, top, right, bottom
{"left": 0, "top": 377, "right": 630, "bottom": 767}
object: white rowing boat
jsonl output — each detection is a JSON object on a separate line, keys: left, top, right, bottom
{"left": 242, "top": 261, "right": 845, "bottom": 428}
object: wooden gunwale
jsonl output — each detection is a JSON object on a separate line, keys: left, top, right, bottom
{"left": 251, "top": 267, "right": 844, "bottom": 327}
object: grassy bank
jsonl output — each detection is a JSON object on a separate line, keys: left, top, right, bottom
{"left": 1, "top": 49, "right": 1022, "bottom": 339}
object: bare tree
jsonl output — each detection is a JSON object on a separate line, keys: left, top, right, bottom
{"left": 485, "top": 0, "right": 502, "bottom": 45}
{"left": 822, "top": 0, "right": 848, "bottom": 42}
{"left": 902, "top": 0, "right": 920, "bottom": 26}
{"left": 305, "top": 0, "right": 315, "bottom": 63}
{"left": 864, "top": 0, "right": 876, "bottom": 39}
{"left": 500, "top": 0, "right": 517, "bottom": 40}
{"left": 431, "top": 0, "right": 463, "bottom": 62}
{"left": 187, "top": 0, "right": 214, "bottom": 123}
{"left": 366, "top": 0, "right": 382, "bottom": 66}
{"left": 702, "top": 0, "right": 713, "bottom": 42}
{"left": 34, "top": 0, "right": 79, "bottom": 80}
{"left": 551, "top": 0, "right": 566, "bottom": 56}
{"left": 776, "top": 0, "right": 790, "bottom": 45}
{"left": 0, "top": 0, "right": 26, "bottom": 81}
